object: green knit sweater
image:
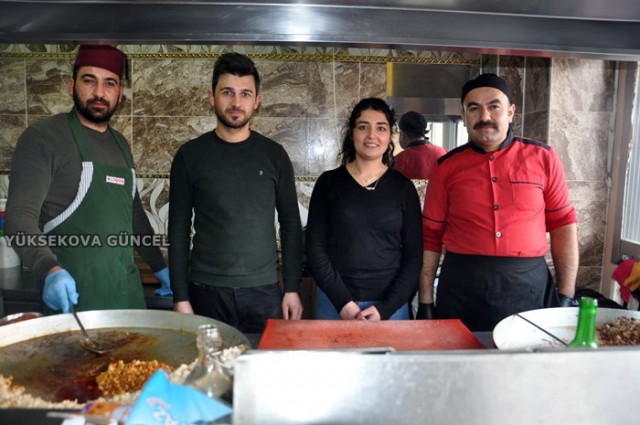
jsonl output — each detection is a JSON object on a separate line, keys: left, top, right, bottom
{"left": 168, "top": 130, "right": 303, "bottom": 302}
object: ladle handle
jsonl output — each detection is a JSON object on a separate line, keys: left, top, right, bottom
{"left": 70, "top": 304, "right": 90, "bottom": 338}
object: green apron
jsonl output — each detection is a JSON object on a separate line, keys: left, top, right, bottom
{"left": 43, "top": 110, "right": 145, "bottom": 311}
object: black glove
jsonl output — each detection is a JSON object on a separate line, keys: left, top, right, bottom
{"left": 416, "top": 303, "right": 436, "bottom": 320}
{"left": 558, "top": 294, "right": 579, "bottom": 307}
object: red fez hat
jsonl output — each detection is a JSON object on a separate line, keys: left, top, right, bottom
{"left": 74, "top": 44, "right": 126, "bottom": 78}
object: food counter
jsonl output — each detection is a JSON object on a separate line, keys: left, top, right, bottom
{"left": 2, "top": 337, "right": 637, "bottom": 425}
{"left": 1, "top": 304, "right": 637, "bottom": 425}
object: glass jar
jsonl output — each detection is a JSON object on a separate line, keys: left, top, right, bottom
{"left": 184, "top": 324, "right": 232, "bottom": 399}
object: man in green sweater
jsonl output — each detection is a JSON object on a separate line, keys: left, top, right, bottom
{"left": 169, "top": 52, "right": 304, "bottom": 333}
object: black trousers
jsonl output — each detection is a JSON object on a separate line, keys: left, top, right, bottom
{"left": 436, "top": 253, "right": 559, "bottom": 332}
{"left": 189, "top": 281, "right": 283, "bottom": 334}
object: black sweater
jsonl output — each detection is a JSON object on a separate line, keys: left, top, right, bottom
{"left": 305, "top": 166, "right": 423, "bottom": 319}
{"left": 168, "top": 130, "right": 303, "bottom": 302}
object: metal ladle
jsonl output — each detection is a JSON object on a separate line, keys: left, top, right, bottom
{"left": 70, "top": 305, "right": 108, "bottom": 355}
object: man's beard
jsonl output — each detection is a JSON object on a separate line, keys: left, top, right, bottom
{"left": 214, "top": 105, "right": 252, "bottom": 130}
{"left": 73, "top": 90, "right": 119, "bottom": 124}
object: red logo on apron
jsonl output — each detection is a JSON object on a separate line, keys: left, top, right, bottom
{"left": 106, "top": 175, "right": 126, "bottom": 186}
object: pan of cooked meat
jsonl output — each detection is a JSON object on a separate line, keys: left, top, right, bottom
{"left": 0, "top": 309, "right": 249, "bottom": 404}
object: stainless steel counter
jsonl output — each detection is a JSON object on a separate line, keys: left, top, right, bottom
{"left": 234, "top": 347, "right": 640, "bottom": 425}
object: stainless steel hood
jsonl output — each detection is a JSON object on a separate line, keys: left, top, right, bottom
{"left": 1, "top": 1, "right": 640, "bottom": 60}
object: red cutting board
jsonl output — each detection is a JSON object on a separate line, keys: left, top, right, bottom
{"left": 258, "top": 319, "right": 485, "bottom": 351}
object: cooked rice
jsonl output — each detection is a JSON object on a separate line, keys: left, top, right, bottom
{"left": 0, "top": 344, "right": 247, "bottom": 408}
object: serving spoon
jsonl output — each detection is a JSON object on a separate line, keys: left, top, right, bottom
{"left": 70, "top": 305, "right": 108, "bottom": 355}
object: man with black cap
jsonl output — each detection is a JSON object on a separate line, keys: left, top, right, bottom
{"left": 394, "top": 111, "right": 447, "bottom": 180}
{"left": 5, "top": 44, "right": 170, "bottom": 314}
{"left": 416, "top": 73, "right": 579, "bottom": 332}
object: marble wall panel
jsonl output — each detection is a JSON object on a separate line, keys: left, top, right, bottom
{"left": 550, "top": 58, "right": 616, "bottom": 112}
{"left": 522, "top": 111, "right": 549, "bottom": 143}
{"left": 110, "top": 115, "right": 133, "bottom": 147}
{"left": 524, "top": 57, "right": 550, "bottom": 114}
{"left": 575, "top": 199, "right": 607, "bottom": 266}
{"left": 0, "top": 59, "right": 26, "bottom": 114}
{"left": 359, "top": 63, "right": 387, "bottom": 100}
{"left": 0, "top": 115, "right": 26, "bottom": 171}
{"left": 25, "top": 59, "right": 73, "bottom": 115}
{"left": 306, "top": 118, "right": 341, "bottom": 176}
{"left": 132, "top": 58, "right": 211, "bottom": 117}
{"left": 548, "top": 110, "right": 610, "bottom": 182}
{"left": 548, "top": 57, "right": 616, "bottom": 292}
{"left": 499, "top": 56, "right": 525, "bottom": 108}
{"left": 132, "top": 116, "right": 215, "bottom": 174}
{"left": 305, "top": 61, "right": 337, "bottom": 118}
{"left": 333, "top": 62, "right": 361, "bottom": 122}
{"left": 257, "top": 60, "right": 320, "bottom": 118}
{"left": 252, "top": 116, "right": 308, "bottom": 175}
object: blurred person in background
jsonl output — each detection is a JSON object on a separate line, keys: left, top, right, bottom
{"left": 393, "top": 110, "right": 447, "bottom": 318}
{"left": 394, "top": 111, "right": 447, "bottom": 180}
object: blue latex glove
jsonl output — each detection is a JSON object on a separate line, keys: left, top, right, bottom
{"left": 43, "top": 269, "right": 79, "bottom": 313}
{"left": 154, "top": 267, "right": 172, "bottom": 297}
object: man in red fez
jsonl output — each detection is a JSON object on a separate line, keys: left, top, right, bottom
{"left": 5, "top": 44, "right": 171, "bottom": 314}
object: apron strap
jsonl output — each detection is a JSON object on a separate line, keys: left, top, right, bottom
{"left": 67, "top": 110, "right": 93, "bottom": 161}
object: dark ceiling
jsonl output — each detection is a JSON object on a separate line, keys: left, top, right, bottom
{"left": 1, "top": 0, "right": 640, "bottom": 60}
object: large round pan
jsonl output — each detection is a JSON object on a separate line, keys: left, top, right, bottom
{"left": 493, "top": 307, "right": 640, "bottom": 350}
{"left": 0, "top": 309, "right": 250, "bottom": 403}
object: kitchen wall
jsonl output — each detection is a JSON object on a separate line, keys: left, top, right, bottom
{"left": 0, "top": 44, "right": 614, "bottom": 291}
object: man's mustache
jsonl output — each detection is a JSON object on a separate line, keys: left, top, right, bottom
{"left": 474, "top": 121, "right": 496, "bottom": 129}
{"left": 88, "top": 97, "right": 110, "bottom": 107}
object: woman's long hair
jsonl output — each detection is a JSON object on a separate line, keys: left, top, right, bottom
{"left": 339, "top": 97, "right": 396, "bottom": 166}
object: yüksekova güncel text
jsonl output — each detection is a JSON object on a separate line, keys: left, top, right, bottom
{"left": 3, "top": 232, "right": 168, "bottom": 248}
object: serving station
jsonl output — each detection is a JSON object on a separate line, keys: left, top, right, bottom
{"left": 0, "top": 306, "right": 639, "bottom": 424}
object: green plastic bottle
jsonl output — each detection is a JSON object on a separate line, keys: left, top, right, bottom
{"left": 567, "top": 297, "right": 598, "bottom": 349}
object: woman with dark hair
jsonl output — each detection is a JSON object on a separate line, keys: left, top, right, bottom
{"left": 305, "top": 98, "right": 423, "bottom": 320}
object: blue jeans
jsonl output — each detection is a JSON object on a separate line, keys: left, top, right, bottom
{"left": 315, "top": 287, "right": 409, "bottom": 320}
